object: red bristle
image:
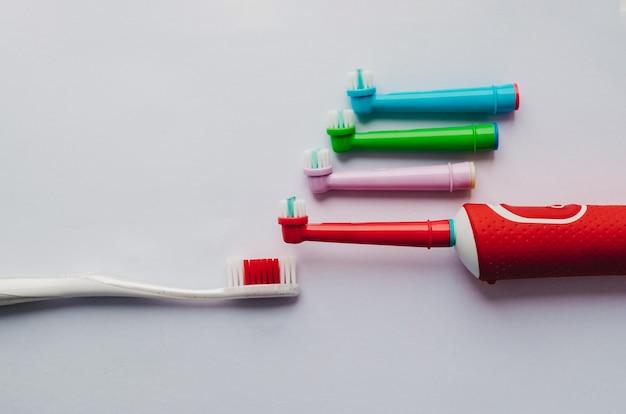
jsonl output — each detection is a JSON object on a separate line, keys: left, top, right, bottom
{"left": 263, "top": 259, "right": 270, "bottom": 284}
{"left": 249, "top": 259, "right": 261, "bottom": 285}
{"left": 271, "top": 258, "right": 279, "bottom": 284}
{"left": 251, "top": 260, "right": 260, "bottom": 284}
{"left": 243, "top": 260, "right": 251, "bottom": 285}
{"left": 243, "top": 258, "right": 281, "bottom": 285}
{"left": 266, "top": 259, "right": 273, "bottom": 284}
{"left": 260, "top": 259, "right": 267, "bottom": 284}
{"left": 257, "top": 260, "right": 264, "bottom": 284}
{"left": 261, "top": 259, "right": 268, "bottom": 284}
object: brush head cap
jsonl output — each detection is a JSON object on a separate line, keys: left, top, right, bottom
{"left": 278, "top": 198, "right": 308, "bottom": 243}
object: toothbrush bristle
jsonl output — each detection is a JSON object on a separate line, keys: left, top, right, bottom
{"left": 304, "top": 148, "right": 331, "bottom": 169}
{"left": 227, "top": 258, "right": 245, "bottom": 287}
{"left": 245, "top": 258, "right": 280, "bottom": 285}
{"left": 326, "top": 109, "right": 355, "bottom": 129}
{"left": 279, "top": 197, "right": 306, "bottom": 218}
{"left": 227, "top": 257, "right": 296, "bottom": 286}
{"left": 280, "top": 256, "right": 297, "bottom": 284}
{"left": 348, "top": 69, "right": 374, "bottom": 90}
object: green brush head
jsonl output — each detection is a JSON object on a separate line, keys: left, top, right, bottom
{"left": 326, "top": 109, "right": 356, "bottom": 153}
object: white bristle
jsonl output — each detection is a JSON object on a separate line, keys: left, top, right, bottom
{"left": 347, "top": 70, "right": 374, "bottom": 90}
{"left": 327, "top": 110, "right": 339, "bottom": 129}
{"left": 304, "top": 148, "right": 331, "bottom": 169}
{"left": 294, "top": 199, "right": 306, "bottom": 217}
{"left": 318, "top": 148, "right": 331, "bottom": 168}
{"left": 348, "top": 72, "right": 357, "bottom": 90}
{"left": 326, "top": 109, "right": 354, "bottom": 129}
{"left": 304, "top": 149, "right": 313, "bottom": 168}
{"left": 362, "top": 70, "right": 374, "bottom": 88}
{"left": 279, "top": 198, "right": 307, "bottom": 218}
{"left": 279, "top": 257, "right": 297, "bottom": 284}
{"left": 343, "top": 109, "right": 355, "bottom": 128}
{"left": 227, "top": 258, "right": 245, "bottom": 287}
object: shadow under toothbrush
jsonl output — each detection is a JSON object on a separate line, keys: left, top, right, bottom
{"left": 352, "top": 110, "right": 516, "bottom": 126}
{"left": 464, "top": 269, "right": 626, "bottom": 302}
{"left": 334, "top": 149, "right": 496, "bottom": 165}
{"left": 310, "top": 188, "right": 475, "bottom": 203}
{"left": 291, "top": 250, "right": 626, "bottom": 302}
{"left": 0, "top": 294, "right": 300, "bottom": 315}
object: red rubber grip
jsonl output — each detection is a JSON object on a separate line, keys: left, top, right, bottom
{"left": 463, "top": 204, "right": 626, "bottom": 282}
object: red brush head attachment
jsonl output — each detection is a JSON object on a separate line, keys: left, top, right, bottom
{"left": 278, "top": 197, "right": 452, "bottom": 248}
{"left": 278, "top": 197, "right": 309, "bottom": 244}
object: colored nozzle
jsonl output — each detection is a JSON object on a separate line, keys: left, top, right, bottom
{"left": 327, "top": 116, "right": 499, "bottom": 153}
{"left": 303, "top": 149, "right": 476, "bottom": 194}
{"left": 346, "top": 69, "right": 519, "bottom": 115}
{"left": 278, "top": 197, "right": 454, "bottom": 248}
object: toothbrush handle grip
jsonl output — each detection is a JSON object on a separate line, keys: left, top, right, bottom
{"left": 0, "top": 277, "right": 133, "bottom": 305}
{"left": 0, "top": 275, "right": 184, "bottom": 306}
{"left": 373, "top": 84, "right": 519, "bottom": 114}
{"left": 462, "top": 204, "right": 626, "bottom": 283}
{"left": 323, "top": 162, "right": 474, "bottom": 192}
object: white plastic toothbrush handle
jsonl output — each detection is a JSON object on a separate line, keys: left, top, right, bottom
{"left": 0, "top": 274, "right": 298, "bottom": 306}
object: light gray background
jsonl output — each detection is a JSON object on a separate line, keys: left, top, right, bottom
{"left": 1, "top": 1, "right": 625, "bottom": 413}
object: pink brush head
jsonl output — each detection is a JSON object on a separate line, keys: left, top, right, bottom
{"left": 303, "top": 148, "right": 476, "bottom": 194}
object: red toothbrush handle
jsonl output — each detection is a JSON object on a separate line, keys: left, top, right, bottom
{"left": 462, "top": 204, "right": 626, "bottom": 283}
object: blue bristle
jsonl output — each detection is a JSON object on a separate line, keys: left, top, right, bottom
{"left": 287, "top": 196, "right": 296, "bottom": 218}
{"left": 310, "top": 148, "right": 319, "bottom": 169}
{"left": 356, "top": 69, "right": 364, "bottom": 89}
